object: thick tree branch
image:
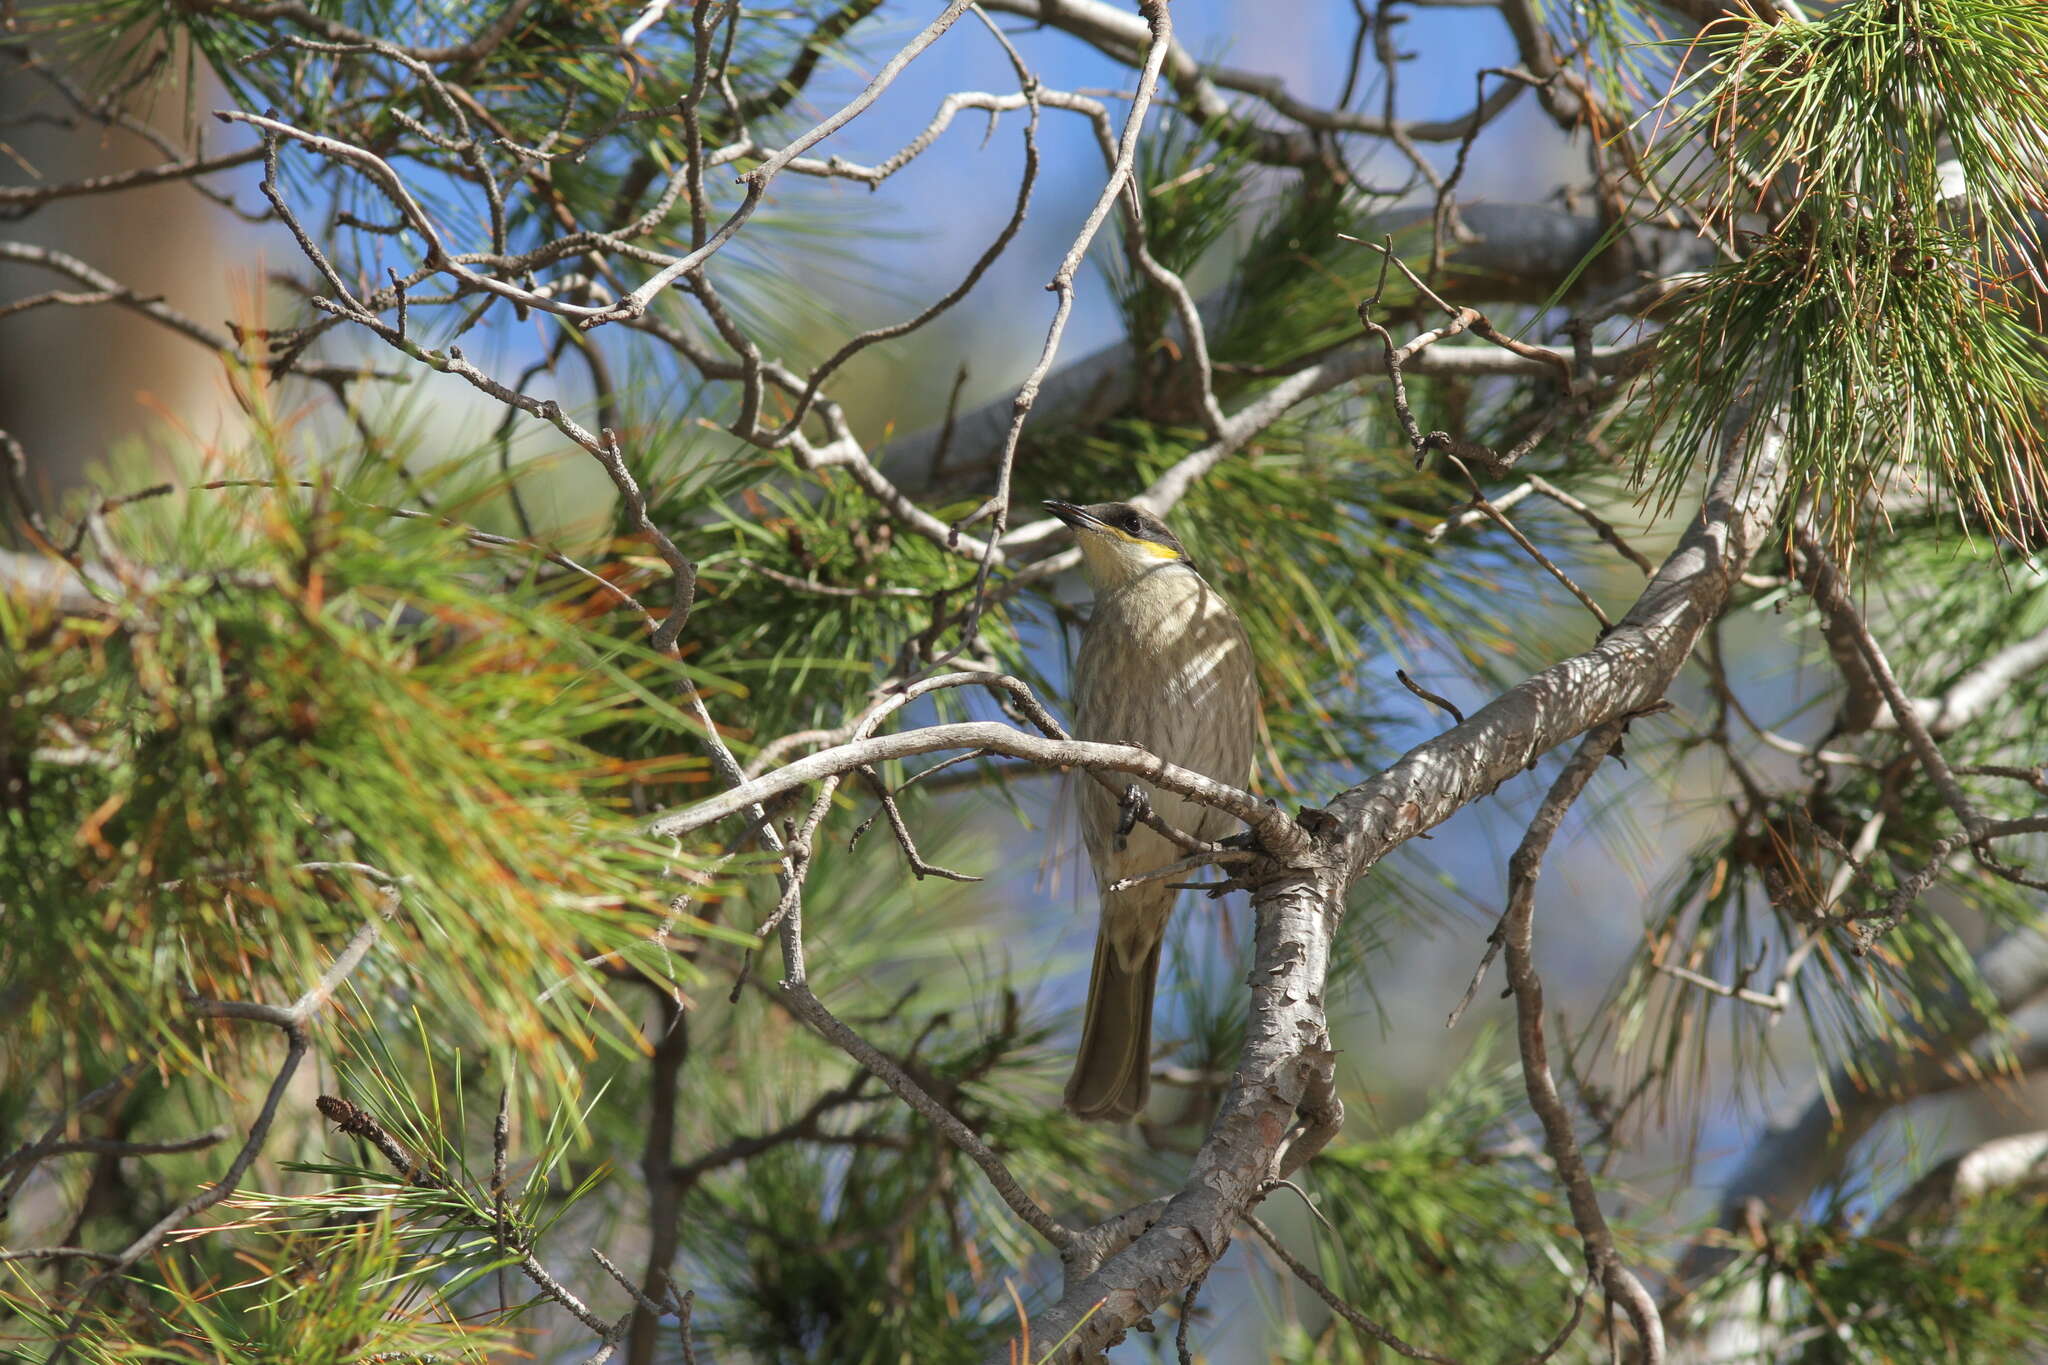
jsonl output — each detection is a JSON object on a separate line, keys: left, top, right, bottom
{"left": 1880, "top": 1128, "right": 2048, "bottom": 1226}
{"left": 1002, "top": 415, "right": 1785, "bottom": 1361}
{"left": 1319, "top": 421, "right": 1781, "bottom": 881}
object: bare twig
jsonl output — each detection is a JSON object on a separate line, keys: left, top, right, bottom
{"left": 671, "top": 1074, "right": 879, "bottom": 1190}
{"left": 943, "top": 0, "right": 1173, "bottom": 656}
{"left": 1869, "top": 625, "right": 2048, "bottom": 737}
{"left": 1442, "top": 454, "right": 1613, "bottom": 631}
{"left": 852, "top": 765, "right": 984, "bottom": 882}
{"left": 1859, "top": 815, "right": 2048, "bottom": 945}
{"left": 760, "top": 17, "right": 1043, "bottom": 446}
{"left": 589, "top": 1, "right": 979, "bottom": 326}
{"left": 980, "top": 0, "right": 1527, "bottom": 166}
{"left": 1525, "top": 476, "right": 1655, "bottom": 575}
{"left": 778, "top": 969, "right": 1075, "bottom": 1252}
{"left": 1427, "top": 480, "right": 1535, "bottom": 542}
{"left": 0, "top": 240, "right": 380, "bottom": 388}
{"left": 650, "top": 718, "right": 1313, "bottom": 865}
{"left": 1243, "top": 1213, "right": 1457, "bottom": 1363}
{"left": 1396, "top": 668, "right": 1466, "bottom": 724}
{"left": 1498, "top": 721, "right": 1665, "bottom": 1363}
{"left": 0, "top": 146, "right": 264, "bottom": 216}
{"left": 1797, "top": 531, "right": 1981, "bottom": 836}
{"left": 1176, "top": 1264, "right": 1211, "bottom": 1365}
{"left": 0, "top": 1055, "right": 158, "bottom": 1219}
{"left": 0, "top": 1128, "right": 230, "bottom": 1176}
{"left": 1652, "top": 960, "right": 1788, "bottom": 1012}
{"left": 1105, "top": 846, "right": 1253, "bottom": 893}
{"left": 1446, "top": 925, "right": 1506, "bottom": 1031}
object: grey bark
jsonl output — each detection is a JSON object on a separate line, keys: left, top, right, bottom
{"left": 1006, "top": 416, "right": 1786, "bottom": 1362}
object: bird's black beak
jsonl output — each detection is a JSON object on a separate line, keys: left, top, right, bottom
{"left": 1044, "top": 500, "right": 1100, "bottom": 531}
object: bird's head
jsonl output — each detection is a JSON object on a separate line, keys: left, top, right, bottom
{"left": 1043, "top": 499, "right": 1197, "bottom": 591}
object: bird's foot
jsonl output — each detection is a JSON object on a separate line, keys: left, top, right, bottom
{"left": 1172, "top": 872, "right": 1250, "bottom": 899}
{"left": 1114, "top": 783, "right": 1153, "bottom": 851}
{"left": 1217, "top": 801, "right": 1331, "bottom": 859}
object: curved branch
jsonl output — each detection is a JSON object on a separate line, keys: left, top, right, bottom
{"left": 978, "top": 0, "right": 1528, "bottom": 166}
{"left": 998, "top": 336, "right": 1645, "bottom": 560}
{"left": 0, "top": 147, "right": 263, "bottom": 218}
{"left": 646, "top": 720, "right": 1311, "bottom": 863}
{"left": 1501, "top": 722, "right": 1665, "bottom": 1362}
{"left": 999, "top": 415, "right": 1786, "bottom": 1360}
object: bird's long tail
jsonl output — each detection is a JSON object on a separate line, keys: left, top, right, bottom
{"left": 1064, "top": 928, "right": 1162, "bottom": 1121}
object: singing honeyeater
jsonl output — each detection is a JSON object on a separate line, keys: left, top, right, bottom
{"left": 1044, "top": 499, "right": 1259, "bottom": 1121}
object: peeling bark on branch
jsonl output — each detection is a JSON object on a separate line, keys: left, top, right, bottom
{"left": 1006, "top": 419, "right": 1786, "bottom": 1361}
{"left": 1321, "top": 423, "right": 1782, "bottom": 883}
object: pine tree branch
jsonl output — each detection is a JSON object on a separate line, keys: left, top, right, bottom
{"left": 977, "top": 0, "right": 1527, "bottom": 166}
{"left": 37, "top": 895, "right": 392, "bottom": 1364}
{"left": 1864, "top": 625, "right": 2048, "bottom": 738}
{"left": 1499, "top": 721, "right": 1664, "bottom": 1362}
{"left": 1671, "top": 933, "right": 2048, "bottom": 1296}
{"left": 996, "top": 413, "right": 1786, "bottom": 1361}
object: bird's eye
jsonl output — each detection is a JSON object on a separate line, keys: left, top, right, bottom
{"left": 1121, "top": 512, "right": 1142, "bottom": 533}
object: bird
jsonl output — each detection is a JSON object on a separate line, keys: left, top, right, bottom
{"left": 1044, "top": 498, "right": 1259, "bottom": 1121}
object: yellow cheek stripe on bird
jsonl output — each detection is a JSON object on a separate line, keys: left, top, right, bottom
{"left": 1106, "top": 526, "right": 1184, "bottom": 560}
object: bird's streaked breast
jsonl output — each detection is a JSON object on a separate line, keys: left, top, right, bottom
{"left": 1072, "top": 563, "right": 1258, "bottom": 909}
